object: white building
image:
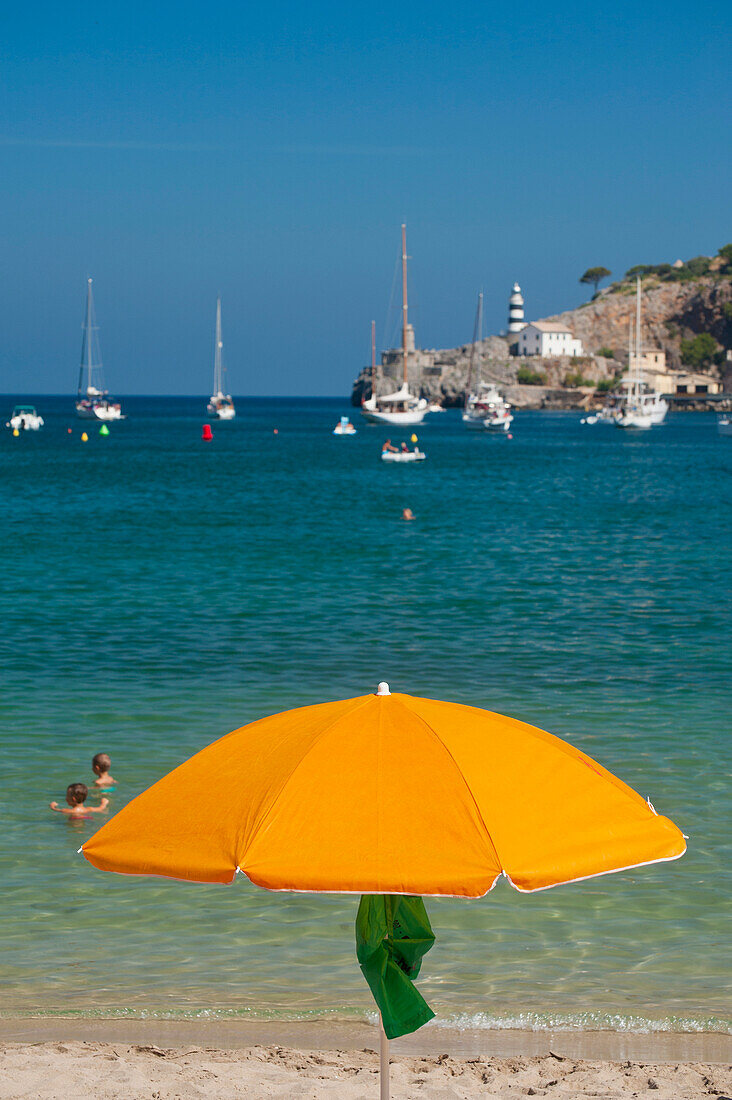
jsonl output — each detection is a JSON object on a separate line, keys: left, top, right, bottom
{"left": 508, "top": 283, "right": 525, "bottom": 332}
{"left": 518, "top": 322, "right": 584, "bottom": 358}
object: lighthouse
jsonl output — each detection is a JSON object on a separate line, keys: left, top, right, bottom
{"left": 508, "top": 282, "right": 525, "bottom": 332}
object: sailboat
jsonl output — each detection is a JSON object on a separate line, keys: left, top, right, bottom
{"left": 75, "top": 279, "right": 125, "bottom": 421}
{"left": 207, "top": 297, "right": 235, "bottom": 420}
{"left": 360, "top": 225, "right": 428, "bottom": 427}
{"left": 462, "top": 292, "right": 513, "bottom": 431}
{"left": 616, "top": 278, "right": 653, "bottom": 430}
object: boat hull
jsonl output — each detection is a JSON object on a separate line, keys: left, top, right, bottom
{"left": 483, "top": 415, "right": 513, "bottom": 432}
{"left": 648, "top": 402, "right": 668, "bottom": 425}
{"left": 208, "top": 404, "right": 236, "bottom": 420}
{"left": 616, "top": 413, "right": 653, "bottom": 430}
{"left": 9, "top": 415, "right": 43, "bottom": 431}
{"left": 361, "top": 408, "right": 427, "bottom": 426}
{"left": 463, "top": 412, "right": 512, "bottom": 431}
{"left": 381, "top": 450, "right": 426, "bottom": 462}
{"left": 76, "top": 402, "right": 125, "bottom": 421}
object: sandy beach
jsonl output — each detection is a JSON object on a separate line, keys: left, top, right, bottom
{"left": 2, "top": 1039, "right": 731, "bottom": 1099}
{"left": 0, "top": 1021, "right": 730, "bottom": 1099}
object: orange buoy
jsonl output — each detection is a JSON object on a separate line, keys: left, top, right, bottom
{"left": 202, "top": 424, "right": 213, "bottom": 441}
{"left": 81, "top": 432, "right": 89, "bottom": 442}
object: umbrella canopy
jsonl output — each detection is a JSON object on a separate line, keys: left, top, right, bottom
{"left": 82, "top": 685, "right": 685, "bottom": 894}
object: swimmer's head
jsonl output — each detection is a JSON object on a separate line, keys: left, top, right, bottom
{"left": 92, "top": 753, "right": 111, "bottom": 776}
{"left": 66, "top": 783, "right": 88, "bottom": 806}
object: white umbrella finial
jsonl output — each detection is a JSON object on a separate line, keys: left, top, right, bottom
{"left": 376, "top": 682, "right": 391, "bottom": 696}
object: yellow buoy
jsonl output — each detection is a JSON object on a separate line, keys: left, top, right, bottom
{"left": 411, "top": 434, "right": 418, "bottom": 443}
{"left": 81, "top": 432, "right": 89, "bottom": 442}
{"left": 13, "top": 428, "right": 20, "bottom": 437}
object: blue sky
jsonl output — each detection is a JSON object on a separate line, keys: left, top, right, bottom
{"left": 1, "top": 0, "right": 729, "bottom": 395}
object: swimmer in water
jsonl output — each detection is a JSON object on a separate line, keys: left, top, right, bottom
{"left": 50, "top": 783, "right": 109, "bottom": 818}
{"left": 92, "top": 752, "right": 117, "bottom": 789}
{"left": 402, "top": 508, "right": 415, "bottom": 521}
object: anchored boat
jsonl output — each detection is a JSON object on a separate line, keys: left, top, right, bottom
{"left": 381, "top": 448, "right": 426, "bottom": 463}
{"left": 75, "top": 279, "right": 125, "bottom": 421}
{"left": 615, "top": 278, "right": 665, "bottom": 430}
{"left": 361, "top": 225, "right": 428, "bottom": 427}
{"left": 7, "top": 405, "right": 44, "bottom": 431}
{"left": 207, "top": 297, "right": 235, "bottom": 420}
{"left": 462, "top": 293, "right": 513, "bottom": 432}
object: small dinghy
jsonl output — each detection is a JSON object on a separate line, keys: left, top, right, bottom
{"left": 381, "top": 449, "right": 426, "bottom": 463}
{"left": 333, "top": 416, "right": 357, "bottom": 435}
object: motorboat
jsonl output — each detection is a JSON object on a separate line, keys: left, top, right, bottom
{"left": 75, "top": 279, "right": 125, "bottom": 421}
{"left": 7, "top": 405, "right": 44, "bottom": 431}
{"left": 718, "top": 415, "right": 732, "bottom": 436}
{"left": 207, "top": 297, "right": 236, "bottom": 419}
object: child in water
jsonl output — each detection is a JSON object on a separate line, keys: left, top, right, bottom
{"left": 92, "top": 752, "right": 117, "bottom": 789}
{"left": 50, "top": 783, "right": 109, "bottom": 818}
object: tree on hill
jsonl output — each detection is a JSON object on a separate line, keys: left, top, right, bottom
{"left": 580, "top": 267, "right": 611, "bottom": 296}
{"left": 680, "top": 333, "right": 718, "bottom": 370}
{"left": 718, "top": 244, "right": 732, "bottom": 271}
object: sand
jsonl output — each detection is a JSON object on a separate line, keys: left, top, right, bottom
{"left": 0, "top": 1026, "right": 730, "bottom": 1100}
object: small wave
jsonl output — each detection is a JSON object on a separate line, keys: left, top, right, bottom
{"left": 433, "top": 1011, "right": 731, "bottom": 1035}
{"left": 3, "top": 1006, "right": 729, "bottom": 1034}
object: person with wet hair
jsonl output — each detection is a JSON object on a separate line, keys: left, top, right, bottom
{"left": 92, "top": 753, "right": 117, "bottom": 789}
{"left": 50, "top": 783, "right": 109, "bottom": 817}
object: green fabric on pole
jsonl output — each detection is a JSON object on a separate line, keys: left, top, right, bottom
{"left": 356, "top": 894, "right": 436, "bottom": 1040}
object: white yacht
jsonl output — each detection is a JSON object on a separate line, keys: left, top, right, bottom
{"left": 361, "top": 225, "right": 428, "bottom": 427}
{"left": 7, "top": 405, "right": 44, "bottom": 431}
{"left": 616, "top": 278, "right": 653, "bottom": 431}
{"left": 75, "top": 279, "right": 125, "bottom": 421}
{"left": 207, "top": 297, "right": 235, "bottom": 419}
{"left": 462, "top": 292, "right": 513, "bottom": 432}
{"left": 615, "top": 278, "right": 667, "bottom": 430}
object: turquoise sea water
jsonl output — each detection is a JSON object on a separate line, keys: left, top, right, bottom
{"left": 1, "top": 396, "right": 729, "bottom": 1033}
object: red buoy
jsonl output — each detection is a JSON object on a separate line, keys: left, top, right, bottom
{"left": 202, "top": 424, "right": 213, "bottom": 441}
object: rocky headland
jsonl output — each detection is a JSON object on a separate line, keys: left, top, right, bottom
{"left": 351, "top": 248, "right": 732, "bottom": 410}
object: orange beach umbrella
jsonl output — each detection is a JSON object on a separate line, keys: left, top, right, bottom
{"left": 82, "top": 683, "right": 685, "bottom": 1096}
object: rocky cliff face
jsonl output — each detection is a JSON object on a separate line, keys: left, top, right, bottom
{"left": 545, "top": 277, "right": 732, "bottom": 367}
{"left": 351, "top": 273, "right": 732, "bottom": 407}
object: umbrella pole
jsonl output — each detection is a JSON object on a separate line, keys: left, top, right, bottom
{"left": 379, "top": 1013, "right": 390, "bottom": 1099}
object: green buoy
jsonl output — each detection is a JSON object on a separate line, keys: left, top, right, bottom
{"left": 99, "top": 424, "right": 110, "bottom": 436}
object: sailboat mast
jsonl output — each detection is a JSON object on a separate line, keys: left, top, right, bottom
{"left": 635, "top": 276, "right": 642, "bottom": 396}
{"left": 465, "top": 292, "right": 482, "bottom": 410}
{"left": 476, "top": 290, "right": 484, "bottom": 390}
{"left": 371, "top": 319, "right": 377, "bottom": 398}
{"left": 401, "top": 223, "right": 408, "bottom": 389}
{"left": 78, "top": 278, "right": 93, "bottom": 398}
{"left": 214, "top": 297, "right": 222, "bottom": 395}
